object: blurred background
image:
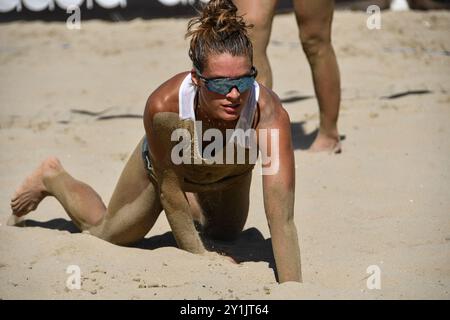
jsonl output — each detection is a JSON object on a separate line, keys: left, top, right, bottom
{"left": 1, "top": 0, "right": 296, "bottom": 20}
{"left": 2, "top": 0, "right": 448, "bottom": 21}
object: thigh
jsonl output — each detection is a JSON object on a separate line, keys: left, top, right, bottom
{"left": 196, "top": 172, "right": 252, "bottom": 241}
{"left": 234, "top": 0, "right": 278, "bottom": 40}
{"left": 91, "top": 137, "right": 162, "bottom": 245}
{"left": 234, "top": 0, "right": 278, "bottom": 23}
{"left": 293, "top": 0, "right": 335, "bottom": 41}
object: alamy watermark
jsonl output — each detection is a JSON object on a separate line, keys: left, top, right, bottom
{"left": 170, "top": 121, "right": 280, "bottom": 175}
{"left": 66, "top": 264, "right": 81, "bottom": 290}
{"left": 366, "top": 265, "right": 381, "bottom": 290}
{"left": 66, "top": 5, "right": 81, "bottom": 30}
{"left": 366, "top": 5, "right": 382, "bottom": 30}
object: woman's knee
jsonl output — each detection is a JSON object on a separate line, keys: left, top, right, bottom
{"left": 300, "top": 34, "right": 332, "bottom": 60}
{"left": 295, "top": 3, "right": 334, "bottom": 60}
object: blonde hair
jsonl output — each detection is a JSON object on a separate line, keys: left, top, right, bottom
{"left": 186, "top": 0, "right": 253, "bottom": 73}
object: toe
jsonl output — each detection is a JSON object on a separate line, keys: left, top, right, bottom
{"left": 7, "top": 214, "right": 23, "bottom": 226}
{"left": 11, "top": 200, "right": 21, "bottom": 211}
{"left": 12, "top": 202, "right": 29, "bottom": 216}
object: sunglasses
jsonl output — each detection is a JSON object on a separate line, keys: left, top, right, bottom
{"left": 195, "top": 67, "right": 258, "bottom": 95}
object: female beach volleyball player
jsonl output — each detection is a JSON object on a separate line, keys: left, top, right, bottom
{"left": 10, "top": 0, "right": 302, "bottom": 283}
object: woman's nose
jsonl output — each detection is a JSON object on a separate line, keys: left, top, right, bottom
{"left": 226, "top": 86, "right": 240, "bottom": 100}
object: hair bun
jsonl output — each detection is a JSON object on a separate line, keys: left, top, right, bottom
{"left": 187, "top": 0, "right": 250, "bottom": 40}
{"left": 198, "top": 0, "right": 245, "bottom": 35}
{"left": 186, "top": 0, "right": 253, "bottom": 72}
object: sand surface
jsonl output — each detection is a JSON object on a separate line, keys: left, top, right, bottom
{"left": 0, "top": 10, "right": 449, "bottom": 299}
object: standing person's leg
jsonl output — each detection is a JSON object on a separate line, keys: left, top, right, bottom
{"left": 234, "top": 0, "right": 278, "bottom": 89}
{"left": 294, "top": 0, "right": 342, "bottom": 153}
{"left": 10, "top": 137, "right": 163, "bottom": 245}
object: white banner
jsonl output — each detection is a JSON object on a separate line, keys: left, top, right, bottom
{"left": 55, "top": 0, "right": 84, "bottom": 10}
{"left": 0, "top": 0, "right": 19, "bottom": 12}
{"left": 0, "top": 0, "right": 126, "bottom": 11}
{"left": 22, "top": 0, "right": 52, "bottom": 11}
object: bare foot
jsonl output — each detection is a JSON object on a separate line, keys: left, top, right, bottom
{"left": 308, "top": 132, "right": 342, "bottom": 154}
{"left": 6, "top": 214, "right": 25, "bottom": 227}
{"left": 10, "top": 156, "right": 62, "bottom": 217}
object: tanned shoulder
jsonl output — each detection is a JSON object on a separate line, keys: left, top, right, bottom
{"left": 143, "top": 72, "right": 190, "bottom": 129}
{"left": 256, "top": 84, "right": 291, "bottom": 129}
{"left": 143, "top": 72, "right": 191, "bottom": 165}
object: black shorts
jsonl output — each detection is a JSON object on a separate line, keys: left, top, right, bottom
{"left": 141, "top": 136, "right": 153, "bottom": 177}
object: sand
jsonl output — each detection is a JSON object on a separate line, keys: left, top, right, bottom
{"left": 0, "top": 10, "right": 449, "bottom": 299}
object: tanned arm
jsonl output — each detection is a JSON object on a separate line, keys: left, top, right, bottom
{"left": 258, "top": 94, "right": 302, "bottom": 283}
{"left": 144, "top": 93, "right": 205, "bottom": 254}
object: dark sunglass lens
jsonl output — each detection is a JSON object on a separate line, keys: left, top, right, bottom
{"left": 206, "top": 82, "right": 229, "bottom": 95}
{"left": 205, "top": 74, "right": 255, "bottom": 95}
{"left": 237, "top": 78, "right": 254, "bottom": 93}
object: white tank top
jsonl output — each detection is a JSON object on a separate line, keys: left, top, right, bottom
{"left": 178, "top": 73, "right": 260, "bottom": 148}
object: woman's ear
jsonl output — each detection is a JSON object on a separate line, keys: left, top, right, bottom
{"left": 191, "top": 69, "right": 200, "bottom": 87}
